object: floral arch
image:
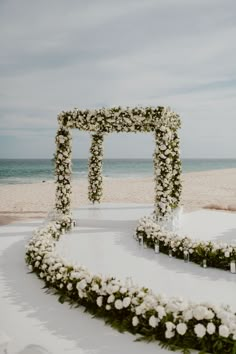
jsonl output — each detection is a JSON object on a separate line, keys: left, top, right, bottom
{"left": 54, "top": 106, "right": 182, "bottom": 221}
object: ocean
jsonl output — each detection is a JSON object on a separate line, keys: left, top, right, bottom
{"left": 0, "top": 158, "right": 236, "bottom": 185}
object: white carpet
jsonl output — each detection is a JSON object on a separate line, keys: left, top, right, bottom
{"left": 1, "top": 204, "right": 236, "bottom": 354}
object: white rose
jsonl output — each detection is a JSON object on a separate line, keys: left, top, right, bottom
{"left": 156, "top": 305, "right": 166, "bottom": 319}
{"left": 123, "top": 297, "right": 131, "bottom": 308}
{"left": 96, "top": 296, "right": 103, "bottom": 307}
{"left": 165, "top": 330, "right": 175, "bottom": 339}
{"left": 67, "top": 283, "right": 73, "bottom": 291}
{"left": 106, "top": 305, "right": 111, "bottom": 311}
{"left": 91, "top": 284, "right": 99, "bottom": 292}
{"left": 166, "top": 321, "right": 175, "bottom": 332}
{"left": 132, "top": 316, "right": 139, "bottom": 327}
{"left": 205, "top": 310, "right": 215, "bottom": 320}
{"left": 194, "top": 324, "right": 206, "bottom": 338}
{"left": 176, "top": 323, "right": 187, "bottom": 336}
{"left": 183, "top": 309, "right": 193, "bottom": 321}
{"left": 107, "top": 294, "right": 115, "bottom": 303}
{"left": 149, "top": 315, "right": 158, "bottom": 328}
{"left": 120, "top": 287, "right": 127, "bottom": 294}
{"left": 219, "top": 325, "right": 229, "bottom": 338}
{"left": 115, "top": 299, "right": 123, "bottom": 310}
{"left": 56, "top": 273, "right": 62, "bottom": 280}
{"left": 77, "top": 279, "right": 87, "bottom": 290}
{"left": 193, "top": 306, "right": 208, "bottom": 320}
{"left": 206, "top": 322, "right": 216, "bottom": 335}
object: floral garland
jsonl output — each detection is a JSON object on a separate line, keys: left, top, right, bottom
{"left": 88, "top": 133, "right": 104, "bottom": 203}
{"left": 25, "top": 222, "right": 236, "bottom": 353}
{"left": 136, "top": 215, "right": 236, "bottom": 271}
{"left": 54, "top": 126, "right": 72, "bottom": 216}
{"left": 55, "top": 106, "right": 182, "bottom": 217}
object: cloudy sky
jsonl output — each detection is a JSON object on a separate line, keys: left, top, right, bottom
{"left": 1, "top": 0, "right": 236, "bottom": 159}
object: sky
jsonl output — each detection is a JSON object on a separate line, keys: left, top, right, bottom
{"left": 0, "top": 0, "right": 236, "bottom": 159}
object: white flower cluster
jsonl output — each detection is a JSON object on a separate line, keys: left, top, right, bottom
{"left": 136, "top": 216, "right": 236, "bottom": 270}
{"left": 153, "top": 127, "right": 182, "bottom": 219}
{"left": 25, "top": 221, "right": 236, "bottom": 352}
{"left": 55, "top": 127, "right": 72, "bottom": 215}
{"left": 57, "top": 106, "right": 181, "bottom": 132}
{"left": 88, "top": 133, "right": 104, "bottom": 203}
{"left": 55, "top": 106, "right": 182, "bottom": 218}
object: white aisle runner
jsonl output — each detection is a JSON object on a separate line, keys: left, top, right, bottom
{"left": 1, "top": 204, "right": 236, "bottom": 353}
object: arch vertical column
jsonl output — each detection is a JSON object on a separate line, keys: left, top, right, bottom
{"left": 55, "top": 126, "right": 72, "bottom": 215}
{"left": 88, "top": 132, "right": 104, "bottom": 203}
{"left": 170, "top": 130, "right": 182, "bottom": 209}
{"left": 153, "top": 128, "right": 174, "bottom": 221}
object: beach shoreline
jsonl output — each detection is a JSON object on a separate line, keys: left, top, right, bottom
{"left": 0, "top": 168, "right": 236, "bottom": 226}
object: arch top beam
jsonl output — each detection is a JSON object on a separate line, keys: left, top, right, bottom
{"left": 57, "top": 106, "right": 181, "bottom": 133}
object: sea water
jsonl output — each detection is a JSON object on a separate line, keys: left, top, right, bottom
{"left": 0, "top": 158, "right": 236, "bottom": 184}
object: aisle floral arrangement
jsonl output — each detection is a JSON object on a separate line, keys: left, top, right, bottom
{"left": 136, "top": 215, "right": 236, "bottom": 272}
{"left": 25, "top": 221, "right": 236, "bottom": 354}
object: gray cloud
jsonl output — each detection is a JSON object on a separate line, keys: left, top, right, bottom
{"left": 0, "top": 0, "right": 236, "bottom": 158}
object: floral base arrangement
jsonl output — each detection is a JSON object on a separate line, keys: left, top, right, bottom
{"left": 136, "top": 214, "right": 236, "bottom": 272}
{"left": 25, "top": 219, "right": 236, "bottom": 354}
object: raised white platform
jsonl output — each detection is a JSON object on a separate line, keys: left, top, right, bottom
{"left": 0, "top": 204, "right": 236, "bottom": 353}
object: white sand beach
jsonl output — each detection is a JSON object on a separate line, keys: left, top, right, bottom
{"left": 0, "top": 168, "right": 236, "bottom": 225}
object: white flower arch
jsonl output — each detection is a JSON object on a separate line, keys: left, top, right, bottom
{"left": 54, "top": 106, "right": 182, "bottom": 221}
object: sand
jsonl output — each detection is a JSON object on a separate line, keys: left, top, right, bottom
{"left": 0, "top": 168, "right": 236, "bottom": 225}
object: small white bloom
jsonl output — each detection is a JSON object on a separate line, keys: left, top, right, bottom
{"left": 149, "top": 315, "right": 159, "bottom": 328}
{"left": 166, "top": 321, "right": 175, "bottom": 332}
{"left": 165, "top": 330, "right": 175, "bottom": 339}
{"left": 183, "top": 309, "right": 193, "bottom": 321}
{"left": 105, "top": 305, "right": 111, "bottom": 311}
{"left": 132, "top": 316, "right": 139, "bottom": 326}
{"left": 96, "top": 296, "right": 103, "bottom": 307}
{"left": 123, "top": 297, "right": 131, "bottom": 308}
{"left": 193, "top": 306, "right": 208, "bottom": 320}
{"left": 156, "top": 305, "right": 166, "bottom": 319}
{"left": 207, "top": 322, "right": 216, "bottom": 335}
{"left": 194, "top": 324, "right": 206, "bottom": 338}
{"left": 107, "top": 294, "right": 115, "bottom": 303}
{"left": 67, "top": 283, "right": 73, "bottom": 291}
{"left": 114, "top": 299, "right": 123, "bottom": 310}
{"left": 176, "top": 323, "right": 187, "bottom": 336}
{"left": 219, "top": 324, "right": 229, "bottom": 338}
{"left": 77, "top": 279, "right": 87, "bottom": 290}
{"left": 120, "top": 287, "right": 127, "bottom": 294}
{"left": 205, "top": 310, "right": 215, "bottom": 320}
{"left": 224, "top": 251, "right": 230, "bottom": 258}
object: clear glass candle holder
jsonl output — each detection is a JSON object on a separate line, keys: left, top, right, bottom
{"left": 230, "top": 260, "right": 236, "bottom": 274}
{"left": 184, "top": 249, "right": 189, "bottom": 263}
{"left": 139, "top": 235, "right": 143, "bottom": 246}
{"left": 202, "top": 259, "right": 207, "bottom": 268}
